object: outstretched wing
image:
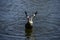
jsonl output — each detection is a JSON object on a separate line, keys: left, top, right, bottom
{"left": 25, "top": 11, "right": 28, "bottom": 17}
{"left": 31, "top": 11, "right": 37, "bottom": 19}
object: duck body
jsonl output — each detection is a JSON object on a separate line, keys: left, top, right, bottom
{"left": 25, "top": 21, "right": 33, "bottom": 29}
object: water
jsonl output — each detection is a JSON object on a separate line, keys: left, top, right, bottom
{"left": 0, "top": 0, "right": 60, "bottom": 40}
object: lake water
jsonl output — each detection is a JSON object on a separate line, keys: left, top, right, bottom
{"left": 0, "top": 0, "right": 60, "bottom": 40}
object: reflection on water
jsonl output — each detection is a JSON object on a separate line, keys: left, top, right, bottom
{"left": 25, "top": 27, "right": 33, "bottom": 40}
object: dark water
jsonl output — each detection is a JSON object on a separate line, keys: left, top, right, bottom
{"left": 0, "top": 0, "right": 60, "bottom": 40}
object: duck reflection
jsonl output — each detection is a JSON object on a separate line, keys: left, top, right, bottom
{"left": 24, "top": 11, "right": 37, "bottom": 40}
{"left": 25, "top": 25, "right": 33, "bottom": 39}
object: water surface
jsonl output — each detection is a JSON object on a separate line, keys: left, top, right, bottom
{"left": 0, "top": 0, "right": 60, "bottom": 40}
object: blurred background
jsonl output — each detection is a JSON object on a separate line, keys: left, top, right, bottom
{"left": 0, "top": 0, "right": 60, "bottom": 40}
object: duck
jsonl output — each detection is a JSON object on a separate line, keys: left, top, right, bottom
{"left": 25, "top": 11, "right": 37, "bottom": 29}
